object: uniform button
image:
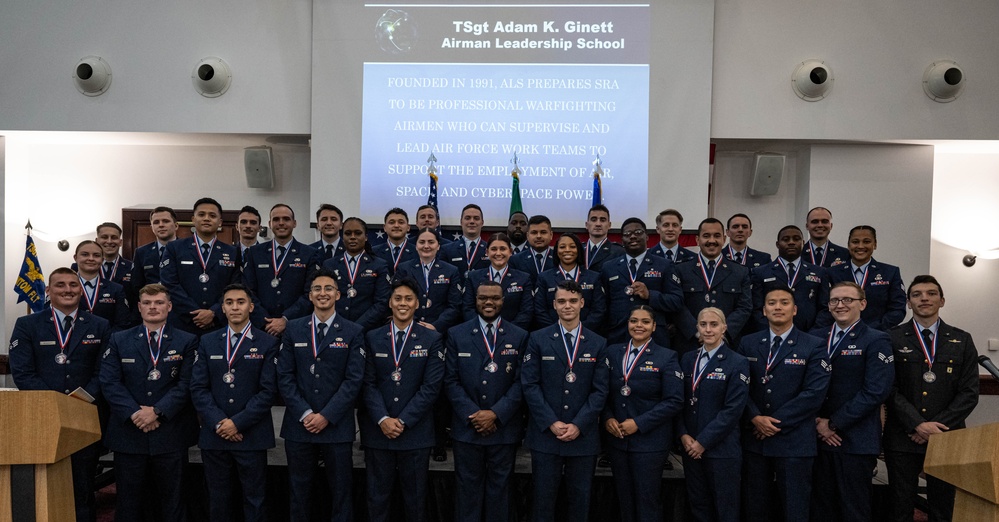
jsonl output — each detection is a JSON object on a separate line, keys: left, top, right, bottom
{"left": 564, "top": 390, "right": 570, "bottom": 395}
{"left": 629, "top": 298, "right": 635, "bottom": 302}
{"left": 315, "top": 374, "right": 320, "bottom": 378}
{"left": 563, "top": 405, "right": 569, "bottom": 410}
{"left": 396, "top": 382, "right": 401, "bottom": 386}
{"left": 922, "top": 392, "right": 928, "bottom": 396}
{"left": 482, "top": 380, "right": 488, "bottom": 385}
{"left": 481, "top": 395, "right": 487, "bottom": 400}
{"left": 64, "top": 389, "right": 71, "bottom": 393}
{"left": 394, "top": 397, "right": 399, "bottom": 402}
{"left": 66, "top": 375, "right": 71, "bottom": 378}
{"left": 228, "top": 399, "right": 234, "bottom": 404}
{"left": 147, "top": 392, "right": 153, "bottom": 397}
{"left": 316, "top": 357, "right": 321, "bottom": 361}
{"left": 765, "top": 403, "right": 770, "bottom": 408}
{"left": 202, "top": 288, "right": 208, "bottom": 292}
{"left": 229, "top": 384, "right": 235, "bottom": 389}
{"left": 276, "top": 291, "right": 282, "bottom": 295}
{"left": 766, "top": 389, "right": 772, "bottom": 394}
{"left": 921, "top": 408, "right": 927, "bottom": 413}
{"left": 345, "top": 306, "right": 350, "bottom": 311}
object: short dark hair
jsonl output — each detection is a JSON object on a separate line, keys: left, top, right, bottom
{"left": 777, "top": 225, "right": 803, "bottom": 239}
{"left": 150, "top": 206, "right": 178, "bottom": 221}
{"left": 221, "top": 283, "right": 252, "bottom": 302}
{"left": 308, "top": 267, "right": 339, "bottom": 288}
{"left": 587, "top": 204, "right": 610, "bottom": 219}
{"left": 631, "top": 304, "right": 656, "bottom": 320}
{"left": 391, "top": 277, "right": 421, "bottom": 298}
{"left": 907, "top": 275, "right": 944, "bottom": 299}
{"left": 461, "top": 204, "right": 483, "bottom": 218}
{"left": 384, "top": 207, "right": 409, "bottom": 222}
{"left": 238, "top": 205, "right": 261, "bottom": 221}
{"left": 726, "top": 213, "right": 752, "bottom": 229}
{"left": 807, "top": 207, "right": 833, "bottom": 220}
{"left": 555, "top": 279, "right": 583, "bottom": 295}
{"left": 849, "top": 225, "right": 877, "bottom": 241}
{"left": 48, "top": 267, "right": 78, "bottom": 282}
{"left": 194, "top": 197, "right": 224, "bottom": 215}
{"left": 96, "top": 222, "right": 122, "bottom": 235}
{"left": 415, "top": 227, "right": 441, "bottom": 244}
{"left": 621, "top": 217, "right": 647, "bottom": 232}
{"left": 508, "top": 211, "right": 528, "bottom": 223}
{"left": 528, "top": 215, "right": 552, "bottom": 228}
{"left": 764, "top": 285, "right": 795, "bottom": 302}
{"left": 477, "top": 280, "right": 503, "bottom": 293}
{"left": 343, "top": 216, "right": 367, "bottom": 230}
{"left": 656, "top": 209, "right": 683, "bottom": 226}
{"left": 315, "top": 203, "right": 343, "bottom": 222}
{"left": 416, "top": 204, "right": 439, "bottom": 220}
{"left": 698, "top": 218, "right": 724, "bottom": 235}
{"left": 270, "top": 203, "right": 295, "bottom": 220}
{"left": 487, "top": 232, "right": 512, "bottom": 250}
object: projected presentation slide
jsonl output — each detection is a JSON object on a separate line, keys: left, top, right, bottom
{"left": 356, "top": 3, "right": 651, "bottom": 223}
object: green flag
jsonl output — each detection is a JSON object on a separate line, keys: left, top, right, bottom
{"left": 510, "top": 170, "right": 523, "bottom": 215}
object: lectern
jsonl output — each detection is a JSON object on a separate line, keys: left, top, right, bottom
{"left": 924, "top": 422, "right": 999, "bottom": 521}
{"left": 0, "top": 391, "right": 101, "bottom": 522}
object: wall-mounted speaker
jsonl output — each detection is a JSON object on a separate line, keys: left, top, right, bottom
{"left": 244, "top": 147, "right": 274, "bottom": 189}
{"left": 750, "top": 153, "right": 784, "bottom": 196}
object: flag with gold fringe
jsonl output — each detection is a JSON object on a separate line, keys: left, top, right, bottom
{"left": 14, "top": 225, "right": 46, "bottom": 313}
{"left": 592, "top": 155, "right": 604, "bottom": 206}
{"left": 510, "top": 153, "right": 523, "bottom": 215}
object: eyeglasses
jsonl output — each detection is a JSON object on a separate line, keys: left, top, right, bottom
{"left": 828, "top": 297, "right": 862, "bottom": 306}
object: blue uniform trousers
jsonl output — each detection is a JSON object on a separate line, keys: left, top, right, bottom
{"left": 681, "top": 455, "right": 741, "bottom": 522}
{"left": 529, "top": 451, "right": 596, "bottom": 522}
{"left": 284, "top": 440, "right": 353, "bottom": 522}
{"left": 452, "top": 440, "right": 516, "bottom": 522}
{"left": 743, "top": 452, "right": 813, "bottom": 522}
{"left": 885, "top": 450, "right": 955, "bottom": 522}
{"left": 364, "top": 447, "right": 431, "bottom": 522}
{"left": 201, "top": 449, "right": 267, "bottom": 522}
{"left": 70, "top": 442, "right": 100, "bottom": 522}
{"left": 810, "top": 451, "right": 876, "bottom": 522}
{"left": 607, "top": 447, "right": 669, "bottom": 522}
{"left": 114, "top": 450, "right": 187, "bottom": 522}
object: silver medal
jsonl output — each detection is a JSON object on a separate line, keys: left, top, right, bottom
{"left": 222, "top": 371, "right": 235, "bottom": 384}
{"left": 923, "top": 371, "right": 937, "bottom": 383}
{"left": 565, "top": 371, "right": 577, "bottom": 383}
{"left": 148, "top": 369, "right": 162, "bottom": 381}
{"left": 270, "top": 278, "right": 280, "bottom": 288}
{"left": 485, "top": 361, "right": 498, "bottom": 373}
{"left": 55, "top": 353, "right": 68, "bottom": 365}
{"left": 425, "top": 298, "right": 432, "bottom": 308}
{"left": 690, "top": 397, "right": 698, "bottom": 406}
{"left": 309, "top": 363, "right": 316, "bottom": 375}
{"left": 705, "top": 294, "right": 711, "bottom": 303}
{"left": 620, "top": 385, "right": 631, "bottom": 396}
{"left": 625, "top": 286, "right": 634, "bottom": 296}
{"left": 347, "top": 287, "right": 357, "bottom": 298}
{"left": 199, "top": 273, "right": 210, "bottom": 283}
{"left": 391, "top": 369, "right": 402, "bottom": 382}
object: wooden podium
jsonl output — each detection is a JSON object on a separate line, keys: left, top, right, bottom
{"left": 925, "top": 423, "right": 999, "bottom": 521}
{"left": 0, "top": 391, "right": 101, "bottom": 522}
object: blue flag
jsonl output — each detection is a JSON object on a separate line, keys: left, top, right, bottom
{"left": 427, "top": 171, "right": 439, "bottom": 211}
{"left": 592, "top": 171, "right": 602, "bottom": 206}
{"left": 14, "top": 235, "right": 46, "bottom": 312}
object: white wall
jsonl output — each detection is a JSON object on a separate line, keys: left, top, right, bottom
{"left": 2, "top": 134, "right": 312, "bottom": 340}
{"left": 712, "top": 151, "right": 799, "bottom": 250}
{"left": 0, "top": 1, "right": 312, "bottom": 133}
{"left": 712, "top": 0, "right": 999, "bottom": 140}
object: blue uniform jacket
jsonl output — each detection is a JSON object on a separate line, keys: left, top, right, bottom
{"left": 372, "top": 240, "right": 419, "bottom": 276}
{"left": 277, "top": 314, "right": 366, "bottom": 444}
{"left": 751, "top": 259, "right": 832, "bottom": 332}
{"left": 100, "top": 325, "right": 199, "bottom": 454}
{"left": 9, "top": 308, "right": 110, "bottom": 398}
{"left": 509, "top": 247, "right": 555, "bottom": 279}
{"left": 359, "top": 323, "right": 445, "bottom": 451}
{"left": 676, "top": 345, "right": 750, "bottom": 459}
{"left": 723, "top": 245, "right": 773, "bottom": 269}
{"left": 534, "top": 268, "right": 607, "bottom": 333}
{"left": 827, "top": 259, "right": 906, "bottom": 331}
{"left": 321, "top": 253, "right": 391, "bottom": 332}
{"left": 673, "top": 258, "right": 753, "bottom": 344}
{"left": 802, "top": 241, "right": 848, "bottom": 268}
{"left": 159, "top": 238, "right": 241, "bottom": 331}
{"left": 444, "top": 318, "right": 528, "bottom": 445}
{"left": 440, "top": 238, "right": 490, "bottom": 277}
{"left": 739, "top": 328, "right": 830, "bottom": 457}
{"left": 243, "top": 239, "right": 322, "bottom": 325}
{"left": 600, "top": 255, "right": 684, "bottom": 344}
{"left": 394, "top": 259, "right": 463, "bottom": 332}
{"left": 310, "top": 239, "right": 346, "bottom": 262}
{"left": 647, "top": 244, "right": 697, "bottom": 264}
{"left": 808, "top": 322, "right": 894, "bottom": 455}
{"left": 602, "top": 342, "right": 684, "bottom": 452}
{"left": 80, "top": 278, "right": 130, "bottom": 331}
{"left": 582, "top": 240, "right": 625, "bottom": 273}
{"left": 462, "top": 267, "right": 534, "bottom": 330}
{"left": 521, "top": 324, "right": 609, "bottom": 456}
{"left": 190, "top": 326, "right": 279, "bottom": 451}
{"left": 130, "top": 241, "right": 167, "bottom": 295}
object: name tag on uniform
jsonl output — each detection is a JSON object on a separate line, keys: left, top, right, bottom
{"left": 181, "top": 260, "right": 194, "bottom": 265}
{"left": 122, "top": 358, "right": 135, "bottom": 363}
{"left": 257, "top": 264, "right": 270, "bottom": 268}
{"left": 542, "top": 356, "right": 555, "bottom": 361}
{"left": 763, "top": 277, "right": 776, "bottom": 283}
{"left": 747, "top": 357, "right": 758, "bottom": 361}
{"left": 40, "top": 341, "right": 56, "bottom": 346}
{"left": 609, "top": 275, "right": 620, "bottom": 281}
{"left": 375, "top": 352, "right": 389, "bottom": 358}
{"left": 210, "top": 355, "right": 224, "bottom": 360}
{"left": 143, "top": 264, "right": 154, "bottom": 270}
{"left": 458, "top": 352, "right": 471, "bottom": 357}
{"left": 294, "top": 343, "right": 308, "bottom": 347}
{"left": 784, "top": 358, "right": 806, "bottom": 365}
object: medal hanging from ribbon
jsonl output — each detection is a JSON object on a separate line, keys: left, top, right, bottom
{"left": 620, "top": 339, "right": 650, "bottom": 396}
{"left": 195, "top": 238, "right": 216, "bottom": 283}
{"left": 808, "top": 242, "right": 827, "bottom": 266}
{"left": 558, "top": 265, "right": 581, "bottom": 283}
{"left": 390, "top": 322, "right": 415, "bottom": 382}
{"left": 913, "top": 321, "right": 939, "bottom": 383}
{"left": 389, "top": 238, "right": 408, "bottom": 273}
{"left": 481, "top": 318, "right": 502, "bottom": 373}
{"left": 689, "top": 348, "right": 711, "bottom": 404}
{"left": 422, "top": 264, "right": 434, "bottom": 308}
{"left": 466, "top": 241, "right": 482, "bottom": 272}
{"left": 560, "top": 324, "right": 582, "bottom": 383}
{"left": 146, "top": 325, "right": 164, "bottom": 381}
{"left": 777, "top": 258, "right": 801, "bottom": 289}
{"left": 698, "top": 254, "right": 718, "bottom": 303}
{"left": 343, "top": 254, "right": 360, "bottom": 298}
{"left": 764, "top": 339, "right": 782, "bottom": 383}
{"left": 51, "top": 310, "right": 73, "bottom": 365}
{"left": 826, "top": 321, "right": 858, "bottom": 357}
{"left": 223, "top": 323, "right": 251, "bottom": 384}
{"left": 585, "top": 239, "right": 605, "bottom": 270}
{"left": 79, "top": 276, "right": 101, "bottom": 312}
{"left": 270, "top": 241, "right": 289, "bottom": 288}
